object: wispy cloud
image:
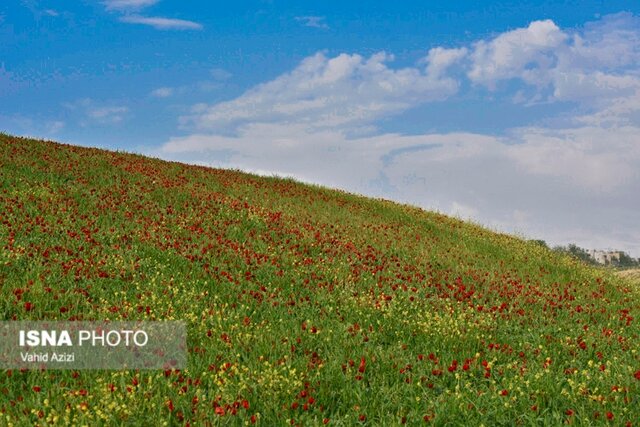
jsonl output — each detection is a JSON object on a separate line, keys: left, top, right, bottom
{"left": 19, "top": 0, "right": 62, "bottom": 19}
{"left": 64, "top": 99, "right": 130, "bottom": 124}
{"left": 149, "top": 73, "right": 231, "bottom": 99}
{"left": 119, "top": 15, "right": 203, "bottom": 30}
{"left": 0, "top": 114, "right": 65, "bottom": 138}
{"left": 103, "top": 0, "right": 159, "bottom": 11}
{"left": 151, "top": 87, "right": 174, "bottom": 98}
{"left": 210, "top": 68, "right": 232, "bottom": 81}
{"left": 103, "top": 0, "right": 202, "bottom": 31}
{"left": 87, "top": 106, "right": 129, "bottom": 122}
{"left": 45, "top": 120, "right": 65, "bottom": 134}
{"left": 295, "top": 16, "right": 329, "bottom": 29}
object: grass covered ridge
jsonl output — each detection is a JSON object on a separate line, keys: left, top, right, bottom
{"left": 1, "top": 134, "right": 639, "bottom": 425}
{"left": 617, "top": 269, "right": 640, "bottom": 284}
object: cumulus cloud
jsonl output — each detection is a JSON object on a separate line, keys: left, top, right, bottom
{"left": 158, "top": 13, "right": 640, "bottom": 256}
{"left": 468, "top": 12, "right": 640, "bottom": 120}
{"left": 119, "top": 15, "right": 202, "bottom": 30}
{"left": 568, "top": 13, "right": 640, "bottom": 71}
{"left": 183, "top": 50, "right": 464, "bottom": 132}
{"left": 424, "top": 47, "right": 468, "bottom": 78}
{"left": 468, "top": 19, "right": 567, "bottom": 88}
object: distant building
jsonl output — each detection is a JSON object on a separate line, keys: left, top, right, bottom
{"left": 586, "top": 249, "right": 623, "bottom": 265}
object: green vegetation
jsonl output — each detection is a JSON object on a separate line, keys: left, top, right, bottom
{"left": 1, "top": 134, "right": 639, "bottom": 425}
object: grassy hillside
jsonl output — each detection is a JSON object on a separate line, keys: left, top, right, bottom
{"left": 617, "top": 269, "right": 640, "bottom": 284}
{"left": 1, "top": 134, "right": 639, "bottom": 425}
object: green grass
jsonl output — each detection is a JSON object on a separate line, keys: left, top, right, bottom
{"left": 0, "top": 133, "right": 639, "bottom": 426}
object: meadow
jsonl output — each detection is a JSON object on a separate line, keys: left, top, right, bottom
{"left": 0, "top": 133, "right": 639, "bottom": 425}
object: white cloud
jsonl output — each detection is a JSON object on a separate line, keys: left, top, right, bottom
{"left": 103, "top": 0, "right": 202, "bottom": 31}
{"left": 151, "top": 87, "right": 174, "bottom": 98}
{"left": 506, "top": 125, "right": 640, "bottom": 191}
{"left": 575, "top": 89, "right": 640, "bottom": 126}
{"left": 210, "top": 68, "right": 232, "bottom": 81}
{"left": 88, "top": 106, "right": 129, "bottom": 122}
{"left": 468, "top": 19, "right": 566, "bottom": 88}
{"left": 1, "top": 115, "right": 65, "bottom": 137}
{"left": 119, "top": 15, "right": 203, "bottom": 30}
{"left": 64, "top": 99, "right": 129, "bottom": 124}
{"left": 567, "top": 12, "right": 640, "bottom": 70}
{"left": 183, "top": 51, "right": 462, "bottom": 132}
{"left": 424, "top": 47, "right": 468, "bottom": 78}
{"left": 468, "top": 12, "right": 640, "bottom": 116}
{"left": 295, "top": 16, "right": 329, "bottom": 29}
{"left": 150, "top": 80, "right": 226, "bottom": 98}
{"left": 157, "top": 13, "right": 640, "bottom": 256}
{"left": 45, "top": 120, "right": 65, "bottom": 134}
{"left": 103, "top": 0, "right": 159, "bottom": 11}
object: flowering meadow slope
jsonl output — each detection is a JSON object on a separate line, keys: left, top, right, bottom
{"left": 1, "top": 134, "right": 639, "bottom": 425}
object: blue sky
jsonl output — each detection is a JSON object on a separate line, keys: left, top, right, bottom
{"left": 2, "top": 0, "right": 640, "bottom": 256}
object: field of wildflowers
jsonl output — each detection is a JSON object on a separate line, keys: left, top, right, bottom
{"left": 1, "top": 134, "right": 639, "bottom": 425}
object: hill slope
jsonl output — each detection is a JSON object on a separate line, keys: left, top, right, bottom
{"left": 618, "top": 269, "right": 640, "bottom": 284}
{"left": 1, "top": 134, "right": 639, "bottom": 425}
